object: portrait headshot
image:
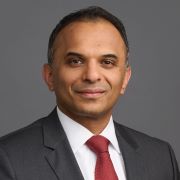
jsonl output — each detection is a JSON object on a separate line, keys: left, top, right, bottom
{"left": 0, "top": 1, "right": 179, "bottom": 180}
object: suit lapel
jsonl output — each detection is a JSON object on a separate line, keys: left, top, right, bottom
{"left": 43, "top": 109, "right": 84, "bottom": 180}
{"left": 114, "top": 122, "right": 149, "bottom": 180}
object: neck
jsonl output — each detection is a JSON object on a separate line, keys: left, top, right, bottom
{"left": 75, "top": 116, "right": 111, "bottom": 134}
{"left": 58, "top": 107, "right": 112, "bottom": 134}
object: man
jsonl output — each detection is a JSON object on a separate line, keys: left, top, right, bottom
{"left": 0, "top": 6, "right": 179, "bottom": 180}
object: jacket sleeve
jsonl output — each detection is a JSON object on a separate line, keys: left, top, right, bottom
{"left": 168, "top": 144, "right": 180, "bottom": 180}
{"left": 0, "top": 147, "right": 16, "bottom": 180}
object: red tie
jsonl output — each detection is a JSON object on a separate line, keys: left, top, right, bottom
{"left": 86, "top": 135, "right": 118, "bottom": 180}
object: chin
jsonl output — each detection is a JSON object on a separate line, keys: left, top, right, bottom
{"left": 74, "top": 106, "right": 111, "bottom": 119}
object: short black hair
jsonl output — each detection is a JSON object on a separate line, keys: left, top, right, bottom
{"left": 47, "top": 6, "right": 129, "bottom": 64}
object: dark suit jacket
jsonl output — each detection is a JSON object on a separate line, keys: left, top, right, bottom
{"left": 0, "top": 109, "right": 179, "bottom": 180}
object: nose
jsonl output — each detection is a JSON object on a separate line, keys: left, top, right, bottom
{"left": 82, "top": 60, "right": 101, "bottom": 83}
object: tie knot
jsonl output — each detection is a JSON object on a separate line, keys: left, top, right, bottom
{"left": 86, "top": 135, "right": 110, "bottom": 154}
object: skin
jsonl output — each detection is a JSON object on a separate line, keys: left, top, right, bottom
{"left": 43, "top": 19, "right": 131, "bottom": 134}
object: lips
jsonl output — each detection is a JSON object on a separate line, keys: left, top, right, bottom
{"left": 75, "top": 88, "right": 106, "bottom": 99}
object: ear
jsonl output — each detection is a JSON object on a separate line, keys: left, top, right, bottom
{"left": 120, "top": 66, "right": 131, "bottom": 95}
{"left": 43, "top": 64, "right": 54, "bottom": 91}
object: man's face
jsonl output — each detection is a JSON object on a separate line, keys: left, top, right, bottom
{"left": 43, "top": 20, "right": 131, "bottom": 121}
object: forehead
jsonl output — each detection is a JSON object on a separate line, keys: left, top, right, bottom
{"left": 52, "top": 20, "right": 126, "bottom": 56}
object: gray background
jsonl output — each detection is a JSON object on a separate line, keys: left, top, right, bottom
{"left": 0, "top": 0, "right": 179, "bottom": 166}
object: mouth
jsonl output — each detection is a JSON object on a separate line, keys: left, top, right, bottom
{"left": 75, "top": 88, "right": 106, "bottom": 99}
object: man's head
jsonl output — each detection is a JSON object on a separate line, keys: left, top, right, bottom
{"left": 43, "top": 6, "right": 131, "bottom": 125}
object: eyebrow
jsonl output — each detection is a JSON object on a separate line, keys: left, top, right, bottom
{"left": 65, "top": 52, "right": 84, "bottom": 58}
{"left": 101, "top": 54, "right": 118, "bottom": 60}
{"left": 65, "top": 51, "right": 118, "bottom": 60}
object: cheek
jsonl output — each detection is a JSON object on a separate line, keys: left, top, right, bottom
{"left": 53, "top": 70, "right": 79, "bottom": 91}
{"left": 107, "top": 71, "right": 125, "bottom": 91}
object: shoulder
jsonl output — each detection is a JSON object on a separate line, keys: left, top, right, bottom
{"left": 114, "top": 121, "right": 167, "bottom": 143}
{"left": 114, "top": 121, "right": 173, "bottom": 153}
{"left": 0, "top": 116, "right": 46, "bottom": 152}
{"left": 114, "top": 122, "right": 180, "bottom": 179}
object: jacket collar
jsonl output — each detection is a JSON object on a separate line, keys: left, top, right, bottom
{"left": 43, "top": 108, "right": 84, "bottom": 180}
{"left": 114, "top": 122, "right": 149, "bottom": 180}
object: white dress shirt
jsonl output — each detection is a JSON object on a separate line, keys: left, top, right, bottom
{"left": 57, "top": 107, "right": 126, "bottom": 180}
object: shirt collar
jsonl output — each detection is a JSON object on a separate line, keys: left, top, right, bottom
{"left": 100, "top": 118, "right": 120, "bottom": 153}
{"left": 57, "top": 107, "right": 120, "bottom": 154}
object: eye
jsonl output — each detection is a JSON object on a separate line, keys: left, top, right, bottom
{"left": 103, "top": 59, "right": 113, "bottom": 64}
{"left": 101, "top": 59, "right": 116, "bottom": 68}
{"left": 67, "top": 58, "right": 84, "bottom": 67}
